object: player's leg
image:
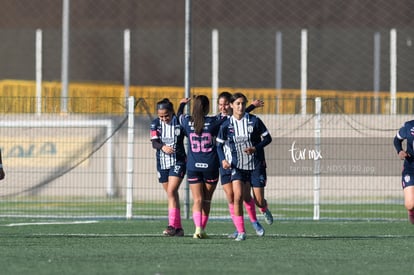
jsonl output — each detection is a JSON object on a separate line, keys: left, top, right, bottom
{"left": 200, "top": 171, "right": 219, "bottom": 235}
{"left": 243, "top": 183, "right": 264, "bottom": 236}
{"left": 251, "top": 167, "right": 273, "bottom": 225}
{"left": 232, "top": 172, "right": 246, "bottom": 241}
{"left": 166, "top": 175, "right": 184, "bottom": 236}
{"left": 201, "top": 181, "right": 217, "bottom": 235}
{"left": 222, "top": 181, "right": 238, "bottom": 238}
{"left": 188, "top": 171, "right": 205, "bottom": 238}
{"left": 403, "top": 186, "right": 414, "bottom": 224}
{"left": 402, "top": 171, "right": 414, "bottom": 224}
{"left": 221, "top": 170, "right": 235, "bottom": 221}
{"left": 159, "top": 169, "right": 176, "bottom": 236}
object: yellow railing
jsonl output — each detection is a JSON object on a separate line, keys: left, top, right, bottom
{"left": 1, "top": 79, "right": 413, "bottom": 114}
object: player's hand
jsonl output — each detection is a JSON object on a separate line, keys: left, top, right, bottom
{"left": 162, "top": 145, "right": 175, "bottom": 154}
{"left": 398, "top": 150, "right": 410, "bottom": 160}
{"left": 252, "top": 99, "right": 264, "bottom": 108}
{"left": 222, "top": 160, "right": 231, "bottom": 169}
{"left": 244, "top": 147, "right": 256, "bottom": 155}
{"left": 180, "top": 98, "right": 191, "bottom": 104}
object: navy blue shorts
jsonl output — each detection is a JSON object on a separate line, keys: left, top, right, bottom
{"left": 157, "top": 162, "right": 186, "bottom": 183}
{"left": 219, "top": 167, "right": 232, "bottom": 185}
{"left": 402, "top": 170, "right": 414, "bottom": 189}
{"left": 231, "top": 167, "right": 267, "bottom": 188}
{"left": 187, "top": 170, "right": 219, "bottom": 185}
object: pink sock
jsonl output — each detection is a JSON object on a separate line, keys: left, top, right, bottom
{"left": 168, "top": 208, "right": 175, "bottom": 227}
{"left": 201, "top": 215, "right": 209, "bottom": 229}
{"left": 173, "top": 208, "right": 182, "bottom": 229}
{"left": 193, "top": 211, "right": 202, "bottom": 228}
{"left": 408, "top": 210, "right": 414, "bottom": 224}
{"left": 233, "top": 215, "right": 245, "bottom": 233}
{"left": 244, "top": 199, "right": 257, "bottom": 223}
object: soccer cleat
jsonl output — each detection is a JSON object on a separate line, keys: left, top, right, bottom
{"left": 252, "top": 221, "right": 265, "bottom": 237}
{"left": 174, "top": 228, "right": 185, "bottom": 237}
{"left": 163, "top": 225, "right": 176, "bottom": 236}
{"left": 227, "top": 231, "right": 238, "bottom": 239}
{"left": 262, "top": 208, "right": 274, "bottom": 225}
{"left": 200, "top": 229, "right": 209, "bottom": 239}
{"left": 193, "top": 227, "right": 204, "bottom": 239}
{"left": 235, "top": 232, "right": 246, "bottom": 241}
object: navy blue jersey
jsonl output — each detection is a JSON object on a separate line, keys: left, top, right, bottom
{"left": 180, "top": 114, "right": 225, "bottom": 172}
{"left": 150, "top": 116, "right": 186, "bottom": 170}
{"left": 217, "top": 113, "right": 272, "bottom": 170}
{"left": 394, "top": 120, "right": 414, "bottom": 172}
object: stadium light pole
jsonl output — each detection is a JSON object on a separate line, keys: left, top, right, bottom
{"left": 61, "top": 0, "right": 70, "bottom": 114}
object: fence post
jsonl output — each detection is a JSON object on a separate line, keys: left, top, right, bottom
{"left": 301, "top": 29, "right": 308, "bottom": 115}
{"left": 35, "top": 29, "right": 42, "bottom": 115}
{"left": 126, "top": 96, "right": 135, "bottom": 220}
{"left": 124, "top": 29, "right": 130, "bottom": 112}
{"left": 390, "top": 28, "right": 397, "bottom": 115}
{"left": 313, "top": 97, "right": 321, "bottom": 220}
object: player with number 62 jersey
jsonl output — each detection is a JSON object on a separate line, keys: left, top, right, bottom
{"left": 180, "top": 114, "right": 224, "bottom": 173}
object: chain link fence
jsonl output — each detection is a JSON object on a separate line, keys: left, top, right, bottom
{"left": 0, "top": 1, "right": 413, "bottom": 220}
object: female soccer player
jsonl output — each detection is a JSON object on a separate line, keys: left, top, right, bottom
{"left": 150, "top": 98, "right": 186, "bottom": 236}
{"left": 217, "top": 92, "right": 272, "bottom": 241}
{"left": 179, "top": 95, "right": 224, "bottom": 238}
{"left": 394, "top": 119, "right": 414, "bottom": 224}
{"left": 216, "top": 91, "right": 268, "bottom": 238}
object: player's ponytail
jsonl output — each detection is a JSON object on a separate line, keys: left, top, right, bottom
{"left": 191, "top": 95, "right": 209, "bottom": 135}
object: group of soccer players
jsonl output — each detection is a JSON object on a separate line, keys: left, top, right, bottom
{"left": 150, "top": 92, "right": 273, "bottom": 241}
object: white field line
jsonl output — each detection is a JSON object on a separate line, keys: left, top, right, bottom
{"left": 3, "top": 220, "right": 99, "bottom": 227}
{"left": 2, "top": 233, "right": 412, "bottom": 239}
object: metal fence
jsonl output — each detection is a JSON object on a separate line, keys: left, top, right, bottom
{"left": 0, "top": 1, "right": 412, "bottom": 221}
{"left": 0, "top": 96, "right": 407, "bottom": 221}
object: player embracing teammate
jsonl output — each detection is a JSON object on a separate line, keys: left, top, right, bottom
{"left": 151, "top": 93, "right": 273, "bottom": 240}
{"left": 217, "top": 92, "right": 273, "bottom": 241}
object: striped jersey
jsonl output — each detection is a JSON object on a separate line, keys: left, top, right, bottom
{"left": 150, "top": 116, "right": 186, "bottom": 170}
{"left": 217, "top": 113, "right": 271, "bottom": 170}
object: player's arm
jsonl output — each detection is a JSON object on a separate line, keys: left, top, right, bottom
{"left": 394, "top": 134, "right": 409, "bottom": 160}
{"left": 246, "top": 99, "right": 264, "bottom": 113}
{"left": 257, "top": 132, "right": 272, "bottom": 150}
{"left": 244, "top": 133, "right": 271, "bottom": 155}
{"left": 151, "top": 138, "right": 174, "bottom": 154}
{"left": 176, "top": 97, "right": 191, "bottom": 117}
{"left": 216, "top": 127, "right": 231, "bottom": 169}
{"left": 151, "top": 138, "right": 163, "bottom": 150}
{"left": 150, "top": 120, "right": 173, "bottom": 153}
{"left": 216, "top": 139, "right": 226, "bottom": 162}
{"left": 216, "top": 141, "right": 231, "bottom": 169}
{"left": 254, "top": 119, "right": 272, "bottom": 151}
